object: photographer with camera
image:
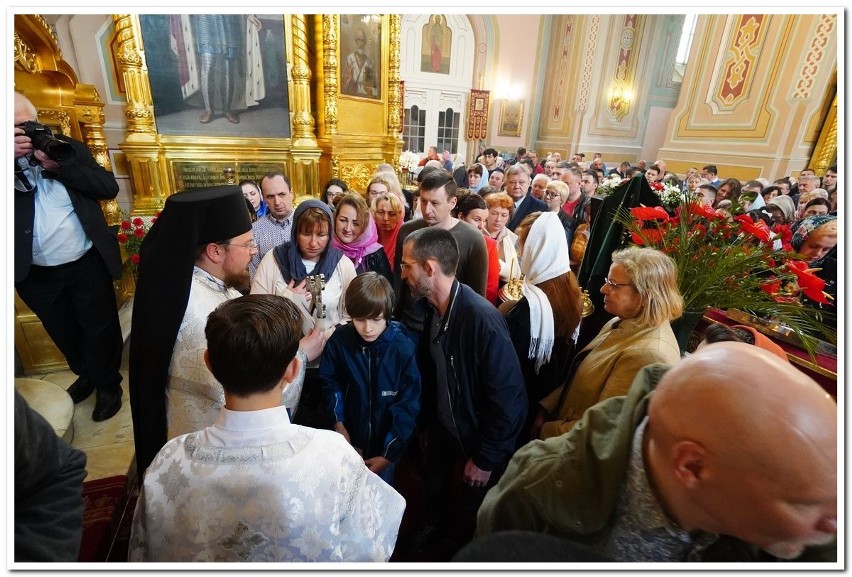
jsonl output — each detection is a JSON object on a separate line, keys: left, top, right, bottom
{"left": 14, "top": 92, "right": 124, "bottom": 422}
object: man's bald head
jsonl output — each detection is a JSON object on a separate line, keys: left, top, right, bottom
{"left": 646, "top": 342, "right": 836, "bottom": 560}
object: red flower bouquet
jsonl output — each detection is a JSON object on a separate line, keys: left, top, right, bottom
{"left": 118, "top": 210, "right": 159, "bottom": 269}
{"left": 615, "top": 200, "right": 835, "bottom": 355}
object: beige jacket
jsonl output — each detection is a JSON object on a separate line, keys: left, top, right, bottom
{"left": 539, "top": 316, "right": 680, "bottom": 439}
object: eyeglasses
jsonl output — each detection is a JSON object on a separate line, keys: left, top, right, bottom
{"left": 604, "top": 277, "right": 633, "bottom": 289}
{"left": 399, "top": 261, "right": 420, "bottom": 272}
{"left": 220, "top": 240, "right": 258, "bottom": 250}
{"left": 543, "top": 191, "right": 561, "bottom": 199}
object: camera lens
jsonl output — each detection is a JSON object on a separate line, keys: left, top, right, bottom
{"left": 41, "top": 139, "right": 76, "bottom": 165}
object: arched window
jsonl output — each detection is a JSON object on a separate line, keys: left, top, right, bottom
{"left": 436, "top": 107, "right": 460, "bottom": 154}
{"left": 403, "top": 105, "right": 426, "bottom": 152}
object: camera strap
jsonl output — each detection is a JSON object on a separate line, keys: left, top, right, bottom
{"left": 14, "top": 157, "right": 37, "bottom": 194}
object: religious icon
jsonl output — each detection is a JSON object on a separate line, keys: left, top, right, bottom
{"left": 340, "top": 15, "right": 382, "bottom": 100}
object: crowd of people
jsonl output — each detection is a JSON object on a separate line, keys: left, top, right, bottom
{"left": 13, "top": 91, "right": 838, "bottom": 564}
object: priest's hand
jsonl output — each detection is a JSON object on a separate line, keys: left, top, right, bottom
{"left": 299, "top": 326, "right": 328, "bottom": 362}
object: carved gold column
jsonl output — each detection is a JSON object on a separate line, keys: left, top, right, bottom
{"left": 112, "top": 15, "right": 155, "bottom": 135}
{"left": 810, "top": 93, "right": 837, "bottom": 175}
{"left": 387, "top": 15, "right": 401, "bottom": 136}
{"left": 75, "top": 84, "right": 122, "bottom": 227}
{"left": 322, "top": 14, "right": 339, "bottom": 136}
{"left": 386, "top": 15, "right": 404, "bottom": 165}
{"left": 112, "top": 14, "right": 171, "bottom": 214}
{"left": 290, "top": 14, "right": 321, "bottom": 197}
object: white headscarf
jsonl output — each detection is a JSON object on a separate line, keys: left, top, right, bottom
{"left": 519, "top": 212, "right": 571, "bottom": 372}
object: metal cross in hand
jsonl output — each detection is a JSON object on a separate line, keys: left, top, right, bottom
{"left": 306, "top": 274, "right": 326, "bottom": 321}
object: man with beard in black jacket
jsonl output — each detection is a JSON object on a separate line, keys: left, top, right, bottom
{"left": 398, "top": 226, "right": 526, "bottom": 558}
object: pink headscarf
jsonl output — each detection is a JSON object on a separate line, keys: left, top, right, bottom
{"left": 332, "top": 214, "right": 384, "bottom": 270}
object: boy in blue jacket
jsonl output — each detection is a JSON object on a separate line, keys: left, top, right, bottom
{"left": 320, "top": 272, "right": 421, "bottom": 484}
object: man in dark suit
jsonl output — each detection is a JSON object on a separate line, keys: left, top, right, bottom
{"left": 505, "top": 164, "right": 548, "bottom": 231}
{"left": 14, "top": 92, "right": 124, "bottom": 422}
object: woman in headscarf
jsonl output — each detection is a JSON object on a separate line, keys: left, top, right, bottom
{"left": 791, "top": 215, "right": 837, "bottom": 319}
{"left": 767, "top": 195, "right": 797, "bottom": 225}
{"left": 251, "top": 199, "right": 357, "bottom": 338}
{"left": 371, "top": 191, "right": 404, "bottom": 272}
{"left": 500, "top": 211, "right": 583, "bottom": 444}
{"left": 534, "top": 246, "right": 683, "bottom": 440}
{"left": 332, "top": 193, "right": 392, "bottom": 285}
{"left": 466, "top": 163, "right": 489, "bottom": 194}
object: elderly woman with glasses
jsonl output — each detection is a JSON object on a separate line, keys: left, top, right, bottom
{"left": 533, "top": 246, "right": 683, "bottom": 440}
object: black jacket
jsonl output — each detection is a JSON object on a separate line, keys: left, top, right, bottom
{"left": 15, "top": 135, "right": 121, "bottom": 283}
{"left": 507, "top": 194, "right": 549, "bottom": 232}
{"left": 417, "top": 281, "right": 527, "bottom": 470}
{"left": 359, "top": 248, "right": 394, "bottom": 287}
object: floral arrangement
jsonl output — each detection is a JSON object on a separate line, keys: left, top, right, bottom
{"left": 648, "top": 179, "right": 686, "bottom": 211}
{"left": 615, "top": 201, "right": 835, "bottom": 356}
{"left": 118, "top": 210, "right": 158, "bottom": 268}
{"left": 595, "top": 174, "right": 629, "bottom": 197}
{"left": 398, "top": 150, "right": 420, "bottom": 173}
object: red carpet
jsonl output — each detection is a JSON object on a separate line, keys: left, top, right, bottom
{"left": 78, "top": 475, "right": 133, "bottom": 562}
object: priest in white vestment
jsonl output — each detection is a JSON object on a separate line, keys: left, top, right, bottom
{"left": 130, "top": 294, "right": 405, "bottom": 562}
{"left": 130, "top": 186, "right": 327, "bottom": 478}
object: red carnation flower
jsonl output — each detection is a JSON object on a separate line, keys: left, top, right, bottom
{"left": 735, "top": 216, "right": 771, "bottom": 243}
{"left": 759, "top": 278, "right": 781, "bottom": 296}
{"left": 117, "top": 233, "right": 129, "bottom": 243}
{"left": 786, "top": 260, "right": 829, "bottom": 304}
{"left": 130, "top": 253, "right": 141, "bottom": 265}
{"left": 121, "top": 220, "right": 132, "bottom": 230}
{"left": 630, "top": 228, "right": 663, "bottom": 245}
{"left": 134, "top": 227, "right": 145, "bottom": 238}
{"left": 687, "top": 202, "right": 716, "bottom": 219}
{"left": 630, "top": 206, "right": 670, "bottom": 221}
{"left": 132, "top": 217, "right": 144, "bottom": 227}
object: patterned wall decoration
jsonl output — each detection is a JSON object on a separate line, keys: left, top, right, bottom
{"left": 578, "top": 16, "right": 599, "bottom": 112}
{"left": 550, "top": 16, "right": 573, "bottom": 123}
{"left": 792, "top": 14, "right": 835, "bottom": 100}
{"left": 716, "top": 15, "right": 765, "bottom": 108}
{"left": 607, "top": 14, "right": 643, "bottom": 122}
{"left": 467, "top": 88, "right": 489, "bottom": 140}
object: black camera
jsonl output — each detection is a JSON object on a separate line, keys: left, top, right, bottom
{"left": 17, "top": 120, "right": 76, "bottom": 165}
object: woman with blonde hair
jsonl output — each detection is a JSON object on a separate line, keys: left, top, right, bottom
{"left": 534, "top": 246, "right": 683, "bottom": 439}
{"left": 332, "top": 193, "right": 392, "bottom": 285}
{"left": 543, "top": 179, "right": 573, "bottom": 247}
{"left": 371, "top": 191, "right": 404, "bottom": 271}
{"left": 484, "top": 192, "right": 520, "bottom": 282}
{"left": 501, "top": 212, "right": 582, "bottom": 443}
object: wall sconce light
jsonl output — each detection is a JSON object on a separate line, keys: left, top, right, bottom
{"left": 610, "top": 85, "right": 634, "bottom": 107}
{"left": 222, "top": 167, "right": 236, "bottom": 184}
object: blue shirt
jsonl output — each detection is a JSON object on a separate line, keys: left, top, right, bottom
{"left": 18, "top": 159, "right": 91, "bottom": 266}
